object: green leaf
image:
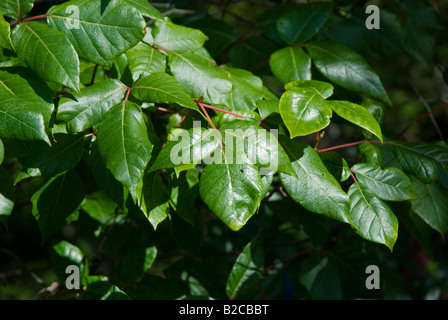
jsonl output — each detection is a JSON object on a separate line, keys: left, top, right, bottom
{"left": 168, "top": 50, "right": 232, "bottom": 106}
{"left": 199, "top": 163, "right": 263, "bottom": 231}
{"left": 31, "top": 171, "right": 85, "bottom": 242}
{"left": 390, "top": 141, "right": 448, "bottom": 183}
{"left": 118, "top": 246, "right": 157, "bottom": 282}
{"left": 351, "top": 163, "right": 418, "bottom": 201}
{"left": 57, "top": 79, "right": 127, "bottom": 134}
{"left": 306, "top": 41, "right": 391, "bottom": 106}
{"left": 279, "top": 139, "right": 351, "bottom": 224}
{"left": 0, "top": 166, "right": 14, "bottom": 227}
{"left": 220, "top": 120, "right": 297, "bottom": 177}
{"left": 284, "top": 80, "right": 334, "bottom": 99}
{"left": 256, "top": 99, "right": 278, "bottom": 119}
{"left": 327, "top": 100, "right": 383, "bottom": 143}
{"left": 123, "top": 0, "right": 164, "bottom": 21}
{"left": 0, "top": 11, "right": 13, "bottom": 50}
{"left": 11, "top": 21, "right": 80, "bottom": 92}
{"left": 228, "top": 37, "right": 279, "bottom": 75}
{"left": 125, "top": 42, "right": 166, "bottom": 82}
{"left": 358, "top": 141, "right": 382, "bottom": 166}
{"left": 300, "top": 253, "right": 342, "bottom": 300}
{"left": 49, "top": 240, "right": 85, "bottom": 284}
{"left": 19, "top": 133, "right": 85, "bottom": 180}
{"left": 318, "top": 151, "right": 351, "bottom": 183}
{"left": 189, "top": 18, "right": 235, "bottom": 57}
{"left": 226, "top": 232, "right": 264, "bottom": 300}
{"left": 221, "top": 65, "right": 264, "bottom": 111}
{"left": 82, "top": 191, "right": 118, "bottom": 225}
{"left": 0, "top": 0, "right": 34, "bottom": 19}
{"left": 84, "top": 141, "right": 128, "bottom": 210}
{"left": 0, "top": 138, "right": 3, "bottom": 164}
{"left": 138, "top": 172, "right": 169, "bottom": 230}
{"left": 150, "top": 127, "right": 220, "bottom": 171}
{"left": 276, "top": 2, "right": 333, "bottom": 45}
{"left": 0, "top": 70, "right": 52, "bottom": 144}
{"left": 97, "top": 101, "right": 153, "bottom": 202}
{"left": 132, "top": 72, "right": 197, "bottom": 110}
{"left": 279, "top": 87, "right": 332, "bottom": 137}
{"left": 347, "top": 183, "right": 398, "bottom": 251}
{"left": 0, "top": 99, "right": 51, "bottom": 144}
{"left": 410, "top": 177, "right": 448, "bottom": 236}
{"left": 270, "top": 47, "right": 311, "bottom": 86}
{"left": 152, "top": 18, "right": 208, "bottom": 52}
{"left": 47, "top": 0, "right": 146, "bottom": 67}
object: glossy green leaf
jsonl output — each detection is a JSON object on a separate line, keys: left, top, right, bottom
{"left": 0, "top": 166, "right": 14, "bottom": 227}
{"left": 256, "top": 99, "right": 278, "bottom": 119}
{"left": 276, "top": 2, "right": 333, "bottom": 45}
{"left": 11, "top": 21, "right": 80, "bottom": 92}
{"left": 221, "top": 65, "right": 264, "bottom": 111}
{"left": 348, "top": 183, "right": 398, "bottom": 251}
{"left": 0, "top": 0, "right": 34, "bottom": 19}
{"left": 49, "top": 240, "right": 85, "bottom": 283}
{"left": 306, "top": 41, "right": 391, "bottom": 106}
{"left": 358, "top": 141, "right": 382, "bottom": 166}
{"left": 351, "top": 163, "right": 418, "bottom": 201}
{"left": 410, "top": 177, "right": 448, "bottom": 236}
{"left": 57, "top": 79, "right": 127, "bottom": 133}
{"left": 31, "top": 171, "right": 85, "bottom": 242}
{"left": 279, "top": 138, "right": 351, "bottom": 224}
{"left": 82, "top": 191, "right": 118, "bottom": 225}
{"left": 0, "top": 70, "right": 52, "bottom": 144}
{"left": 0, "top": 98, "right": 51, "bottom": 144}
{"left": 150, "top": 127, "right": 220, "bottom": 171}
{"left": 97, "top": 101, "right": 153, "bottom": 202}
{"left": 132, "top": 72, "right": 197, "bottom": 110}
{"left": 138, "top": 172, "right": 169, "bottom": 229}
{"left": 152, "top": 18, "right": 208, "bottom": 52}
{"left": 125, "top": 42, "right": 166, "bottom": 82}
{"left": 327, "top": 100, "right": 383, "bottom": 143}
{"left": 226, "top": 233, "right": 264, "bottom": 299}
{"left": 168, "top": 50, "right": 232, "bottom": 106}
{"left": 0, "top": 11, "right": 12, "bottom": 50}
{"left": 19, "top": 133, "right": 85, "bottom": 180}
{"left": 220, "top": 120, "right": 297, "bottom": 177}
{"left": 270, "top": 47, "right": 311, "bottom": 85}
{"left": 361, "top": 98, "right": 386, "bottom": 125}
{"left": 199, "top": 163, "right": 263, "bottom": 231}
{"left": 319, "top": 151, "right": 350, "bottom": 183}
{"left": 284, "top": 80, "right": 334, "bottom": 99}
{"left": 123, "top": 0, "right": 163, "bottom": 21}
{"left": 279, "top": 87, "right": 332, "bottom": 137}
{"left": 390, "top": 141, "right": 448, "bottom": 184}
{"left": 47, "top": 0, "right": 146, "bottom": 67}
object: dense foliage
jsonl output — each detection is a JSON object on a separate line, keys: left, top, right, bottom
{"left": 1, "top": 0, "right": 447, "bottom": 300}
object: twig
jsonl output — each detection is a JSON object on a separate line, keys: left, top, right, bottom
{"left": 405, "top": 77, "right": 443, "bottom": 140}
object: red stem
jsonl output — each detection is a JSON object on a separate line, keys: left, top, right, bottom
{"left": 11, "top": 14, "right": 50, "bottom": 27}
{"left": 315, "top": 139, "right": 384, "bottom": 153}
{"left": 198, "top": 103, "right": 224, "bottom": 152}
{"left": 350, "top": 170, "right": 359, "bottom": 184}
{"left": 198, "top": 103, "right": 217, "bottom": 130}
{"left": 152, "top": 44, "right": 173, "bottom": 52}
{"left": 124, "top": 87, "right": 131, "bottom": 107}
{"left": 197, "top": 102, "right": 245, "bottom": 118}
